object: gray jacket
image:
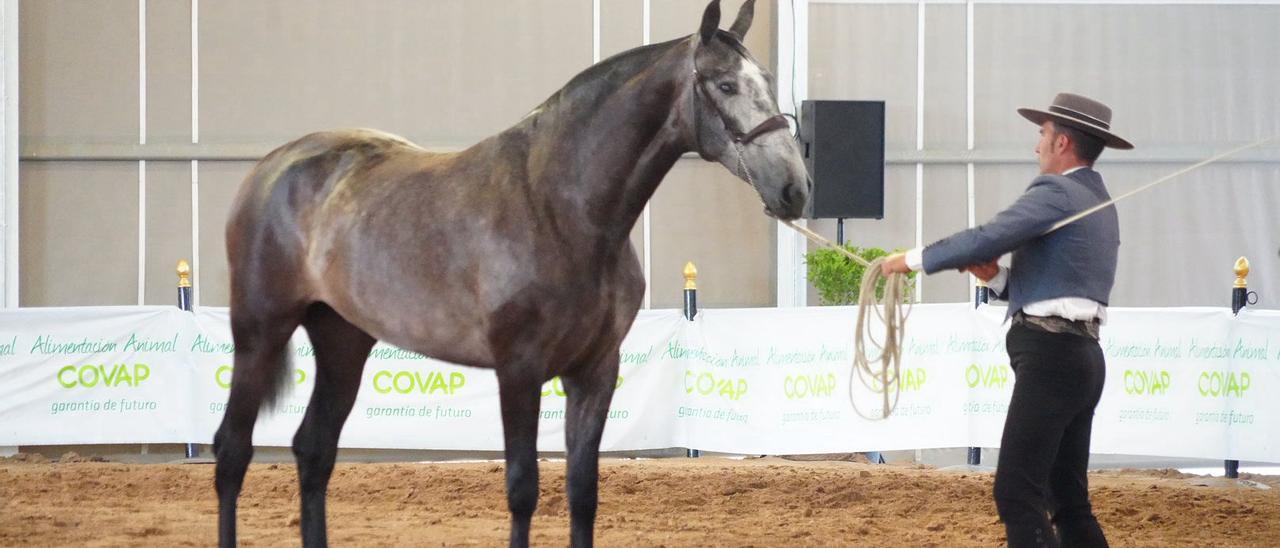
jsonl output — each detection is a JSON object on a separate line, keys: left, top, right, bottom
{"left": 922, "top": 168, "right": 1120, "bottom": 318}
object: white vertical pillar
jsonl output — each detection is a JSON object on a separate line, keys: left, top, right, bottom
{"left": 137, "top": 0, "right": 147, "bottom": 305}
{"left": 1, "top": 0, "right": 18, "bottom": 308}
{"left": 138, "top": 1, "right": 149, "bottom": 454}
{"left": 775, "top": 0, "right": 808, "bottom": 307}
{"left": 641, "top": 0, "right": 652, "bottom": 309}
{"left": 914, "top": 0, "right": 926, "bottom": 303}
{"left": 191, "top": 0, "right": 200, "bottom": 306}
{"left": 965, "top": 0, "right": 977, "bottom": 295}
{"left": 592, "top": 0, "right": 600, "bottom": 64}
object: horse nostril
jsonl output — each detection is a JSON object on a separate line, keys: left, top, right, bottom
{"left": 785, "top": 182, "right": 806, "bottom": 206}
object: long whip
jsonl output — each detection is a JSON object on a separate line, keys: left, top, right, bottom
{"left": 1048, "top": 136, "right": 1277, "bottom": 233}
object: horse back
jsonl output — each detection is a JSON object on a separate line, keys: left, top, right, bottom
{"left": 225, "top": 130, "right": 437, "bottom": 304}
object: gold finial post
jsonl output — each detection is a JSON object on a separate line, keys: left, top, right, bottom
{"left": 1233, "top": 256, "right": 1250, "bottom": 288}
{"left": 177, "top": 259, "right": 192, "bottom": 288}
{"left": 682, "top": 262, "right": 699, "bottom": 323}
{"left": 683, "top": 262, "right": 698, "bottom": 291}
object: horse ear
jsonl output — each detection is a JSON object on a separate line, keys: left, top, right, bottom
{"left": 729, "top": 0, "right": 756, "bottom": 40}
{"left": 699, "top": 0, "right": 721, "bottom": 45}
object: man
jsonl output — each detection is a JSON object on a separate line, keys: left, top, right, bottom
{"left": 882, "top": 93, "right": 1133, "bottom": 547}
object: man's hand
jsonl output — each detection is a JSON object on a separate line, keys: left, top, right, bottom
{"left": 881, "top": 253, "right": 912, "bottom": 275}
{"left": 961, "top": 259, "right": 1000, "bottom": 282}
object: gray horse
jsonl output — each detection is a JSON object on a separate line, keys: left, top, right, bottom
{"left": 214, "top": 1, "right": 809, "bottom": 546}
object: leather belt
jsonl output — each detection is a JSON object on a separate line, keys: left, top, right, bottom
{"left": 1012, "top": 311, "right": 1101, "bottom": 340}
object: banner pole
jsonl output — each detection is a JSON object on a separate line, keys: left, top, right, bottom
{"left": 1225, "top": 257, "right": 1252, "bottom": 479}
{"left": 683, "top": 262, "right": 701, "bottom": 459}
{"left": 178, "top": 259, "right": 198, "bottom": 459}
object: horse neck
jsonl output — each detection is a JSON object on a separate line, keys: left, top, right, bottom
{"left": 524, "top": 39, "right": 695, "bottom": 248}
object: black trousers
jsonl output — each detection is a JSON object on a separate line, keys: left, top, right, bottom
{"left": 994, "top": 324, "right": 1109, "bottom": 548}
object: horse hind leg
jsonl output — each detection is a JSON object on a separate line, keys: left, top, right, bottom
{"left": 562, "top": 356, "right": 620, "bottom": 548}
{"left": 293, "top": 303, "right": 376, "bottom": 548}
{"left": 214, "top": 304, "right": 304, "bottom": 548}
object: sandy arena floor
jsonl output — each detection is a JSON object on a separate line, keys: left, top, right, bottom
{"left": 2, "top": 454, "right": 1278, "bottom": 547}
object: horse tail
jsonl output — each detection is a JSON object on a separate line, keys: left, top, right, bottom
{"left": 259, "top": 340, "right": 297, "bottom": 411}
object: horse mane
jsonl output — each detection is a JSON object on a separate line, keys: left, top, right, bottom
{"left": 529, "top": 37, "right": 686, "bottom": 117}
{"left": 526, "top": 30, "right": 749, "bottom": 121}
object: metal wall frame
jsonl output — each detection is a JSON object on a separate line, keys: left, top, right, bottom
{"left": 1, "top": 0, "right": 16, "bottom": 308}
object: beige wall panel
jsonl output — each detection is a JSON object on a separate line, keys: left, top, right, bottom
{"left": 144, "top": 162, "right": 193, "bottom": 306}
{"left": 923, "top": 5, "right": 966, "bottom": 150}
{"left": 199, "top": 0, "right": 592, "bottom": 146}
{"left": 649, "top": 159, "right": 775, "bottom": 309}
{"left": 196, "top": 162, "right": 257, "bottom": 307}
{"left": 804, "top": 165, "right": 916, "bottom": 305}
{"left": 601, "top": 0, "right": 644, "bottom": 59}
{"left": 808, "top": 4, "right": 916, "bottom": 150}
{"left": 750, "top": 0, "right": 774, "bottom": 70}
{"left": 146, "top": 0, "right": 193, "bottom": 144}
{"left": 19, "top": 0, "right": 139, "bottom": 143}
{"left": 1097, "top": 163, "right": 1279, "bottom": 309}
{"left": 651, "top": 0, "right": 773, "bottom": 68}
{"left": 919, "top": 165, "right": 969, "bottom": 304}
{"left": 19, "top": 162, "right": 139, "bottom": 306}
{"left": 974, "top": 5, "right": 1280, "bottom": 150}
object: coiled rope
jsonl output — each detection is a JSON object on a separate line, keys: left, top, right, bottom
{"left": 782, "top": 220, "right": 912, "bottom": 419}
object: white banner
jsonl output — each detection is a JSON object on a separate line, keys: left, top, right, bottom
{"left": 187, "top": 308, "right": 687, "bottom": 452}
{"left": 0, "top": 307, "right": 198, "bottom": 444}
{"left": 1, "top": 304, "right": 1277, "bottom": 462}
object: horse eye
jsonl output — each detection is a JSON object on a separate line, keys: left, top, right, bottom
{"left": 717, "top": 82, "right": 737, "bottom": 95}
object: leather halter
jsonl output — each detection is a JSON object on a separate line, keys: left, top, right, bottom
{"left": 689, "top": 48, "right": 790, "bottom": 156}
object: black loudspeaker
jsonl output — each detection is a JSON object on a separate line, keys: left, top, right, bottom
{"left": 799, "top": 100, "right": 885, "bottom": 219}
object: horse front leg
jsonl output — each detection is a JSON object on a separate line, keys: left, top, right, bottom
{"left": 497, "top": 369, "right": 543, "bottom": 548}
{"left": 562, "top": 356, "right": 620, "bottom": 548}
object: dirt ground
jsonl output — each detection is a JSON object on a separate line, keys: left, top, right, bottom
{"left": 2, "top": 454, "right": 1277, "bottom": 547}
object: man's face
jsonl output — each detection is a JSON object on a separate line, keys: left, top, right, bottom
{"left": 1035, "top": 120, "right": 1065, "bottom": 174}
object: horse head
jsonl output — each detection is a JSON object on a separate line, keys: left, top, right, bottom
{"left": 687, "top": 0, "right": 809, "bottom": 220}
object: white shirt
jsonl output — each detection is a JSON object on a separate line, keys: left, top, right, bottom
{"left": 905, "top": 166, "right": 1107, "bottom": 323}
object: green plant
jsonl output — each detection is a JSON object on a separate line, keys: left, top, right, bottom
{"left": 804, "top": 245, "right": 916, "bottom": 305}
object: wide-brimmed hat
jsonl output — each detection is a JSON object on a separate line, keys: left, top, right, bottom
{"left": 1018, "top": 93, "right": 1133, "bottom": 150}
